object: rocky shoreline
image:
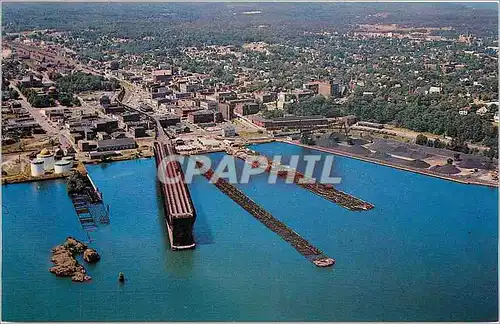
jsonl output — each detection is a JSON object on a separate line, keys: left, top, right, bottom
{"left": 49, "top": 237, "right": 100, "bottom": 282}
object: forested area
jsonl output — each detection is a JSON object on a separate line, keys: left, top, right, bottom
{"left": 54, "top": 72, "right": 120, "bottom": 94}
{"left": 288, "top": 94, "right": 498, "bottom": 157}
{"left": 3, "top": 3, "right": 497, "bottom": 57}
{"left": 18, "top": 85, "right": 81, "bottom": 108}
{"left": 20, "top": 87, "right": 56, "bottom": 108}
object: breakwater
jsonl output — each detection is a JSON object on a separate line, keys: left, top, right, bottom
{"left": 230, "top": 147, "right": 374, "bottom": 211}
{"left": 197, "top": 161, "right": 334, "bottom": 267}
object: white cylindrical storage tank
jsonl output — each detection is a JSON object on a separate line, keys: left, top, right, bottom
{"left": 62, "top": 156, "right": 75, "bottom": 168}
{"left": 54, "top": 160, "right": 72, "bottom": 174}
{"left": 41, "top": 154, "right": 54, "bottom": 171}
{"left": 37, "top": 149, "right": 55, "bottom": 171}
{"left": 30, "top": 159, "right": 45, "bottom": 177}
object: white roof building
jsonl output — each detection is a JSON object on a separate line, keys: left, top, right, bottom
{"left": 428, "top": 86, "right": 442, "bottom": 94}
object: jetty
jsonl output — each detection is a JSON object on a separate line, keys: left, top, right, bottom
{"left": 197, "top": 161, "right": 335, "bottom": 267}
{"left": 229, "top": 147, "right": 374, "bottom": 211}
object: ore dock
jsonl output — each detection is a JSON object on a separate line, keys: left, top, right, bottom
{"left": 116, "top": 95, "right": 197, "bottom": 250}
{"left": 153, "top": 121, "right": 196, "bottom": 250}
{"left": 197, "top": 161, "right": 335, "bottom": 267}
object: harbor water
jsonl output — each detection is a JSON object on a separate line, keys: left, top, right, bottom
{"left": 2, "top": 142, "right": 498, "bottom": 321}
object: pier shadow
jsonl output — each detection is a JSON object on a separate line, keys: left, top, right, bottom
{"left": 154, "top": 183, "right": 171, "bottom": 249}
{"left": 192, "top": 205, "right": 214, "bottom": 245}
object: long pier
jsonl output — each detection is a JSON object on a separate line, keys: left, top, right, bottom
{"left": 153, "top": 123, "right": 197, "bottom": 250}
{"left": 197, "top": 161, "right": 335, "bottom": 267}
{"left": 116, "top": 89, "right": 197, "bottom": 250}
{"left": 231, "top": 148, "right": 374, "bottom": 211}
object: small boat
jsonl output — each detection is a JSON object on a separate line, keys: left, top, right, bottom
{"left": 118, "top": 272, "right": 125, "bottom": 283}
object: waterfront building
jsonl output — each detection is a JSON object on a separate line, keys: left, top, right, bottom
{"left": 247, "top": 114, "right": 330, "bottom": 131}
{"left": 96, "top": 138, "right": 137, "bottom": 151}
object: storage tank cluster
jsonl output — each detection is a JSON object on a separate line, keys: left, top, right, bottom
{"left": 30, "top": 148, "right": 75, "bottom": 177}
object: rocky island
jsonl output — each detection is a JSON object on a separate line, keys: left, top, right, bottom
{"left": 49, "top": 237, "right": 100, "bottom": 282}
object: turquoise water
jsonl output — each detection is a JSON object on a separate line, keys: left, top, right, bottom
{"left": 2, "top": 142, "right": 498, "bottom": 321}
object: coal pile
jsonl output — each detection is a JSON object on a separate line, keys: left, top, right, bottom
{"left": 457, "top": 158, "right": 494, "bottom": 170}
{"left": 430, "top": 164, "right": 461, "bottom": 174}
{"left": 367, "top": 140, "right": 395, "bottom": 153}
{"left": 336, "top": 145, "right": 372, "bottom": 156}
{"left": 404, "top": 159, "right": 431, "bottom": 169}
{"left": 370, "top": 151, "right": 392, "bottom": 159}
{"left": 361, "top": 134, "right": 374, "bottom": 142}
{"left": 315, "top": 137, "right": 339, "bottom": 149}
{"left": 328, "top": 132, "right": 348, "bottom": 142}
{"left": 390, "top": 146, "right": 430, "bottom": 160}
{"left": 349, "top": 145, "right": 372, "bottom": 155}
{"left": 350, "top": 138, "right": 370, "bottom": 146}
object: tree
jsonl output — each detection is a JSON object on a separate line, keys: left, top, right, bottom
{"left": 415, "top": 134, "right": 428, "bottom": 145}
{"left": 59, "top": 94, "right": 72, "bottom": 106}
{"left": 433, "top": 138, "right": 444, "bottom": 148}
{"left": 9, "top": 89, "right": 19, "bottom": 100}
{"left": 300, "top": 132, "right": 315, "bottom": 145}
{"left": 67, "top": 171, "right": 87, "bottom": 194}
{"left": 109, "top": 61, "right": 120, "bottom": 70}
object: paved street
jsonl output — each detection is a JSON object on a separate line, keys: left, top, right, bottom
{"left": 10, "top": 84, "right": 59, "bottom": 136}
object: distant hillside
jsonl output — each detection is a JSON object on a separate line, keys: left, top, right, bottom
{"left": 2, "top": 2, "right": 498, "bottom": 38}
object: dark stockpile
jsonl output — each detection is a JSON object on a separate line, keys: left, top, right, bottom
{"left": 457, "top": 158, "right": 495, "bottom": 170}
{"left": 370, "top": 151, "right": 392, "bottom": 159}
{"left": 350, "top": 138, "right": 370, "bottom": 146}
{"left": 370, "top": 152, "right": 430, "bottom": 168}
{"left": 430, "top": 164, "right": 461, "bottom": 174}
{"left": 390, "top": 145, "right": 431, "bottom": 160}
{"left": 335, "top": 144, "right": 372, "bottom": 156}
{"left": 403, "top": 159, "right": 431, "bottom": 169}
{"left": 367, "top": 140, "right": 395, "bottom": 153}
{"left": 315, "top": 135, "right": 340, "bottom": 149}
